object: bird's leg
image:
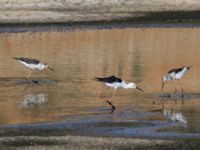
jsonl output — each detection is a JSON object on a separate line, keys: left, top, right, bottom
{"left": 173, "top": 88, "right": 177, "bottom": 94}
{"left": 167, "top": 93, "right": 171, "bottom": 99}
{"left": 25, "top": 71, "right": 28, "bottom": 78}
{"left": 27, "top": 69, "right": 32, "bottom": 80}
{"left": 105, "top": 87, "right": 112, "bottom": 98}
{"left": 112, "top": 89, "right": 117, "bottom": 97}
{"left": 174, "top": 98, "right": 177, "bottom": 106}
{"left": 24, "top": 83, "right": 31, "bottom": 92}
{"left": 173, "top": 100, "right": 177, "bottom": 112}
{"left": 26, "top": 86, "right": 32, "bottom": 94}
{"left": 181, "top": 88, "right": 185, "bottom": 104}
{"left": 162, "top": 101, "right": 165, "bottom": 109}
{"left": 178, "top": 79, "right": 185, "bottom": 102}
{"left": 172, "top": 87, "right": 177, "bottom": 105}
{"left": 178, "top": 80, "right": 185, "bottom": 98}
{"left": 23, "top": 81, "right": 33, "bottom": 93}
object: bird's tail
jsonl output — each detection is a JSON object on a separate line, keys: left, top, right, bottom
{"left": 94, "top": 77, "right": 102, "bottom": 81}
{"left": 13, "top": 57, "right": 20, "bottom": 60}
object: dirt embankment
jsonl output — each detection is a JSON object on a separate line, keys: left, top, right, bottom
{"left": 0, "top": 0, "right": 200, "bottom": 24}
{"left": 0, "top": 133, "right": 199, "bottom": 150}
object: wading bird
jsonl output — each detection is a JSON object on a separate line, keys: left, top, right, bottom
{"left": 95, "top": 75, "right": 144, "bottom": 111}
{"left": 161, "top": 66, "right": 190, "bottom": 97}
{"left": 13, "top": 57, "right": 54, "bottom": 79}
{"left": 95, "top": 75, "right": 144, "bottom": 94}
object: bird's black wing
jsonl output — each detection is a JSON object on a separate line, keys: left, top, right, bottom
{"left": 168, "top": 67, "right": 183, "bottom": 74}
{"left": 13, "top": 57, "right": 40, "bottom": 64}
{"left": 95, "top": 75, "right": 122, "bottom": 83}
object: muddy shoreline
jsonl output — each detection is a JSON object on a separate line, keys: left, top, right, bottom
{"left": 1, "top": 1, "right": 200, "bottom": 24}
{"left": 1, "top": 134, "right": 199, "bottom": 150}
{"left": 1, "top": 22, "right": 200, "bottom": 34}
{"left": 0, "top": 111, "right": 199, "bottom": 149}
{"left": 0, "top": 127, "right": 199, "bottom": 150}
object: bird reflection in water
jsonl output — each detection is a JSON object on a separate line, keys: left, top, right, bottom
{"left": 20, "top": 93, "right": 48, "bottom": 108}
{"left": 163, "top": 108, "right": 187, "bottom": 126}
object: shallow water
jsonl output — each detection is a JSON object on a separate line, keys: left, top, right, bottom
{"left": 0, "top": 25, "right": 200, "bottom": 138}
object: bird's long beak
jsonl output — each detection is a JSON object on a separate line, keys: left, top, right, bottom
{"left": 48, "top": 67, "right": 54, "bottom": 71}
{"left": 136, "top": 86, "right": 144, "bottom": 92}
{"left": 161, "top": 81, "right": 165, "bottom": 91}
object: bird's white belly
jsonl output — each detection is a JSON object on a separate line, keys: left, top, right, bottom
{"left": 175, "top": 73, "right": 183, "bottom": 80}
{"left": 20, "top": 61, "right": 40, "bottom": 70}
{"left": 175, "top": 71, "right": 186, "bottom": 80}
{"left": 28, "top": 64, "right": 40, "bottom": 70}
{"left": 175, "top": 68, "right": 188, "bottom": 80}
{"left": 105, "top": 82, "right": 121, "bottom": 89}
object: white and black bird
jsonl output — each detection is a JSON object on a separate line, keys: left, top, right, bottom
{"left": 95, "top": 75, "right": 144, "bottom": 92}
{"left": 13, "top": 57, "right": 54, "bottom": 79}
{"left": 95, "top": 75, "right": 143, "bottom": 111}
{"left": 161, "top": 66, "right": 190, "bottom": 91}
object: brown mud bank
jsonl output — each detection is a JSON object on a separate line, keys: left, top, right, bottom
{"left": 0, "top": 134, "right": 199, "bottom": 150}
{"left": 1, "top": 0, "right": 200, "bottom": 24}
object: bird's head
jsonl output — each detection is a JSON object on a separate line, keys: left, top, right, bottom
{"left": 43, "top": 63, "right": 48, "bottom": 68}
{"left": 126, "top": 82, "right": 136, "bottom": 88}
{"left": 125, "top": 82, "right": 144, "bottom": 92}
{"left": 185, "top": 66, "right": 191, "bottom": 70}
{"left": 43, "top": 63, "right": 54, "bottom": 71}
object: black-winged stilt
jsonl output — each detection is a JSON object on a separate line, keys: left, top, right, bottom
{"left": 161, "top": 66, "right": 190, "bottom": 96}
{"left": 13, "top": 57, "right": 54, "bottom": 79}
{"left": 95, "top": 75, "right": 144, "bottom": 111}
{"left": 95, "top": 75, "right": 144, "bottom": 92}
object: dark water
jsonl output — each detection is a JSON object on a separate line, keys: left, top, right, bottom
{"left": 0, "top": 25, "right": 200, "bottom": 138}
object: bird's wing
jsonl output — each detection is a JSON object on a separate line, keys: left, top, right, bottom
{"left": 13, "top": 57, "right": 40, "bottom": 64}
{"left": 95, "top": 75, "right": 122, "bottom": 83}
{"left": 168, "top": 67, "right": 183, "bottom": 74}
{"left": 168, "top": 71, "right": 176, "bottom": 77}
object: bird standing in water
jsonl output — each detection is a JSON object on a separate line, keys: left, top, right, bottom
{"left": 13, "top": 57, "right": 54, "bottom": 79}
{"left": 95, "top": 75, "right": 144, "bottom": 93}
{"left": 161, "top": 66, "right": 190, "bottom": 97}
{"left": 95, "top": 75, "right": 144, "bottom": 111}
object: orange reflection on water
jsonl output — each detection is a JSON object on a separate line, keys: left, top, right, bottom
{"left": 0, "top": 27, "right": 200, "bottom": 125}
